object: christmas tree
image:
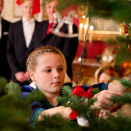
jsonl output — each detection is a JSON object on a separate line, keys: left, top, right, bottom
{"left": 56, "top": 0, "right": 131, "bottom": 130}
{"left": 1, "top": 0, "right": 131, "bottom": 130}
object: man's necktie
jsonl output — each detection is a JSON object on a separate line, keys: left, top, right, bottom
{"left": 47, "top": 22, "right": 54, "bottom": 35}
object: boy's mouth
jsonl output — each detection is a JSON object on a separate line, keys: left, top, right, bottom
{"left": 52, "top": 81, "right": 60, "bottom": 85}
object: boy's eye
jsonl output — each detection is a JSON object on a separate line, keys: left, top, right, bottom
{"left": 45, "top": 69, "right": 51, "bottom": 73}
{"left": 58, "top": 68, "right": 63, "bottom": 71}
{"left": 48, "top": 5, "right": 51, "bottom": 9}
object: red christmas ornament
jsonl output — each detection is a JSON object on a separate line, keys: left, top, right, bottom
{"left": 72, "top": 86, "right": 85, "bottom": 97}
{"left": 70, "top": 86, "right": 94, "bottom": 120}
{"left": 69, "top": 110, "right": 78, "bottom": 120}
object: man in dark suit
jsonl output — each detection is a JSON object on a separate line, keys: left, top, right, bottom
{"left": 41, "top": 0, "right": 78, "bottom": 79}
{"left": 0, "top": 0, "right": 11, "bottom": 81}
{"left": 7, "top": 0, "right": 42, "bottom": 86}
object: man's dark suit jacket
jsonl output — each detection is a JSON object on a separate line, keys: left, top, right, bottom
{"left": 7, "top": 20, "right": 42, "bottom": 85}
{"left": 41, "top": 20, "right": 78, "bottom": 79}
{"left": 0, "top": 19, "right": 11, "bottom": 81}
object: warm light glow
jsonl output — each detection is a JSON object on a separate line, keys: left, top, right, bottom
{"left": 129, "top": 62, "right": 131, "bottom": 67}
{"left": 109, "top": 56, "right": 113, "bottom": 61}
{"left": 78, "top": 57, "right": 82, "bottom": 62}
{"left": 79, "top": 23, "right": 83, "bottom": 29}
{"left": 119, "top": 28, "right": 121, "bottom": 33}
{"left": 123, "top": 62, "right": 128, "bottom": 68}
{"left": 102, "top": 56, "right": 107, "bottom": 61}
{"left": 82, "top": 15, "right": 86, "bottom": 18}
{"left": 84, "top": 25, "right": 87, "bottom": 30}
{"left": 90, "top": 25, "right": 94, "bottom": 31}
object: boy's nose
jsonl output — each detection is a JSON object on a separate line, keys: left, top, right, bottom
{"left": 53, "top": 70, "right": 60, "bottom": 78}
{"left": 51, "top": 7, "right": 55, "bottom": 13}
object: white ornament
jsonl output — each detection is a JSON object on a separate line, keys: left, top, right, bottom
{"left": 76, "top": 116, "right": 90, "bottom": 127}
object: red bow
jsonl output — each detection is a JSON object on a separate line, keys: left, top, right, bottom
{"left": 16, "top": 0, "right": 40, "bottom": 15}
{"left": 72, "top": 86, "right": 94, "bottom": 99}
{"left": 16, "top": 0, "right": 24, "bottom": 6}
{"left": 70, "top": 86, "right": 94, "bottom": 120}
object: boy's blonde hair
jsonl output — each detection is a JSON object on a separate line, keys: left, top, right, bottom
{"left": 26, "top": 45, "right": 67, "bottom": 72}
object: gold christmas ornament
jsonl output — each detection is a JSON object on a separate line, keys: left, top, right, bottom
{"left": 120, "top": 104, "right": 131, "bottom": 118}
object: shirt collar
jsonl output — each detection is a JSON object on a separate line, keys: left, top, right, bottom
{"left": 49, "top": 20, "right": 52, "bottom": 24}
{"left": 22, "top": 17, "right": 35, "bottom": 24}
{"left": 49, "top": 20, "right": 57, "bottom": 24}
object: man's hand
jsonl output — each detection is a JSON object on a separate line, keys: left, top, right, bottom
{"left": 91, "top": 90, "right": 122, "bottom": 109}
{"left": 108, "top": 80, "right": 125, "bottom": 93}
{"left": 24, "top": 71, "right": 30, "bottom": 81}
{"left": 15, "top": 72, "right": 26, "bottom": 82}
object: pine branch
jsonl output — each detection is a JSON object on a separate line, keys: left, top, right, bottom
{"left": 4, "top": 82, "right": 21, "bottom": 100}
{"left": 111, "top": 92, "right": 131, "bottom": 104}
{"left": 0, "top": 77, "right": 8, "bottom": 95}
{"left": 61, "top": 85, "right": 73, "bottom": 98}
{"left": 105, "top": 115, "right": 131, "bottom": 130}
{"left": 120, "top": 79, "right": 131, "bottom": 89}
{"left": 116, "top": 36, "right": 131, "bottom": 45}
{"left": 25, "top": 90, "right": 44, "bottom": 104}
{"left": 91, "top": 88, "right": 100, "bottom": 95}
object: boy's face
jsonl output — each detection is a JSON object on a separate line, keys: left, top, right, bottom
{"left": 0, "top": 0, "right": 3, "bottom": 15}
{"left": 99, "top": 72, "right": 110, "bottom": 83}
{"left": 30, "top": 53, "right": 65, "bottom": 96}
{"left": 22, "top": 0, "right": 33, "bottom": 19}
{"left": 46, "top": 0, "right": 58, "bottom": 22}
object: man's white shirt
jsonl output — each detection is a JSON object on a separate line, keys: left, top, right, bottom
{"left": 22, "top": 17, "right": 35, "bottom": 48}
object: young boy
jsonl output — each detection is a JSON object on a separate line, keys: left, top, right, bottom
{"left": 7, "top": 0, "right": 42, "bottom": 86}
{"left": 22, "top": 46, "right": 123, "bottom": 126}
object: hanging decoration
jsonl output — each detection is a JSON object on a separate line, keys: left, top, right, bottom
{"left": 16, "top": 0, "right": 24, "bottom": 5}
{"left": 32, "top": 0, "right": 41, "bottom": 15}
{"left": 50, "top": 11, "right": 78, "bottom": 38}
{"left": 16, "top": 0, "right": 41, "bottom": 15}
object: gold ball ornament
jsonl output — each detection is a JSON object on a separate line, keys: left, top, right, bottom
{"left": 120, "top": 104, "right": 131, "bottom": 118}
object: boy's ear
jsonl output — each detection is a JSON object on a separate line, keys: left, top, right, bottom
{"left": 29, "top": 70, "right": 36, "bottom": 81}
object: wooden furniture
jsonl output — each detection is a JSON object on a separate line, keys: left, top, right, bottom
{"left": 72, "top": 58, "right": 101, "bottom": 86}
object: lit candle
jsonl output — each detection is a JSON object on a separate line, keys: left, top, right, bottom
{"left": 82, "top": 15, "right": 86, "bottom": 18}
{"left": 89, "top": 25, "right": 93, "bottom": 43}
{"left": 79, "top": 23, "right": 83, "bottom": 40}
{"left": 84, "top": 24, "right": 87, "bottom": 39}
{"left": 119, "top": 28, "right": 122, "bottom": 36}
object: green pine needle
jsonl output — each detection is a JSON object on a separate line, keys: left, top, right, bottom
{"left": 0, "top": 77, "right": 8, "bottom": 94}
{"left": 61, "top": 85, "right": 73, "bottom": 98}
{"left": 25, "top": 90, "right": 44, "bottom": 104}
{"left": 120, "top": 79, "right": 131, "bottom": 89}
{"left": 91, "top": 88, "right": 100, "bottom": 95}
{"left": 5, "top": 82, "right": 21, "bottom": 99}
{"left": 111, "top": 92, "right": 131, "bottom": 104}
